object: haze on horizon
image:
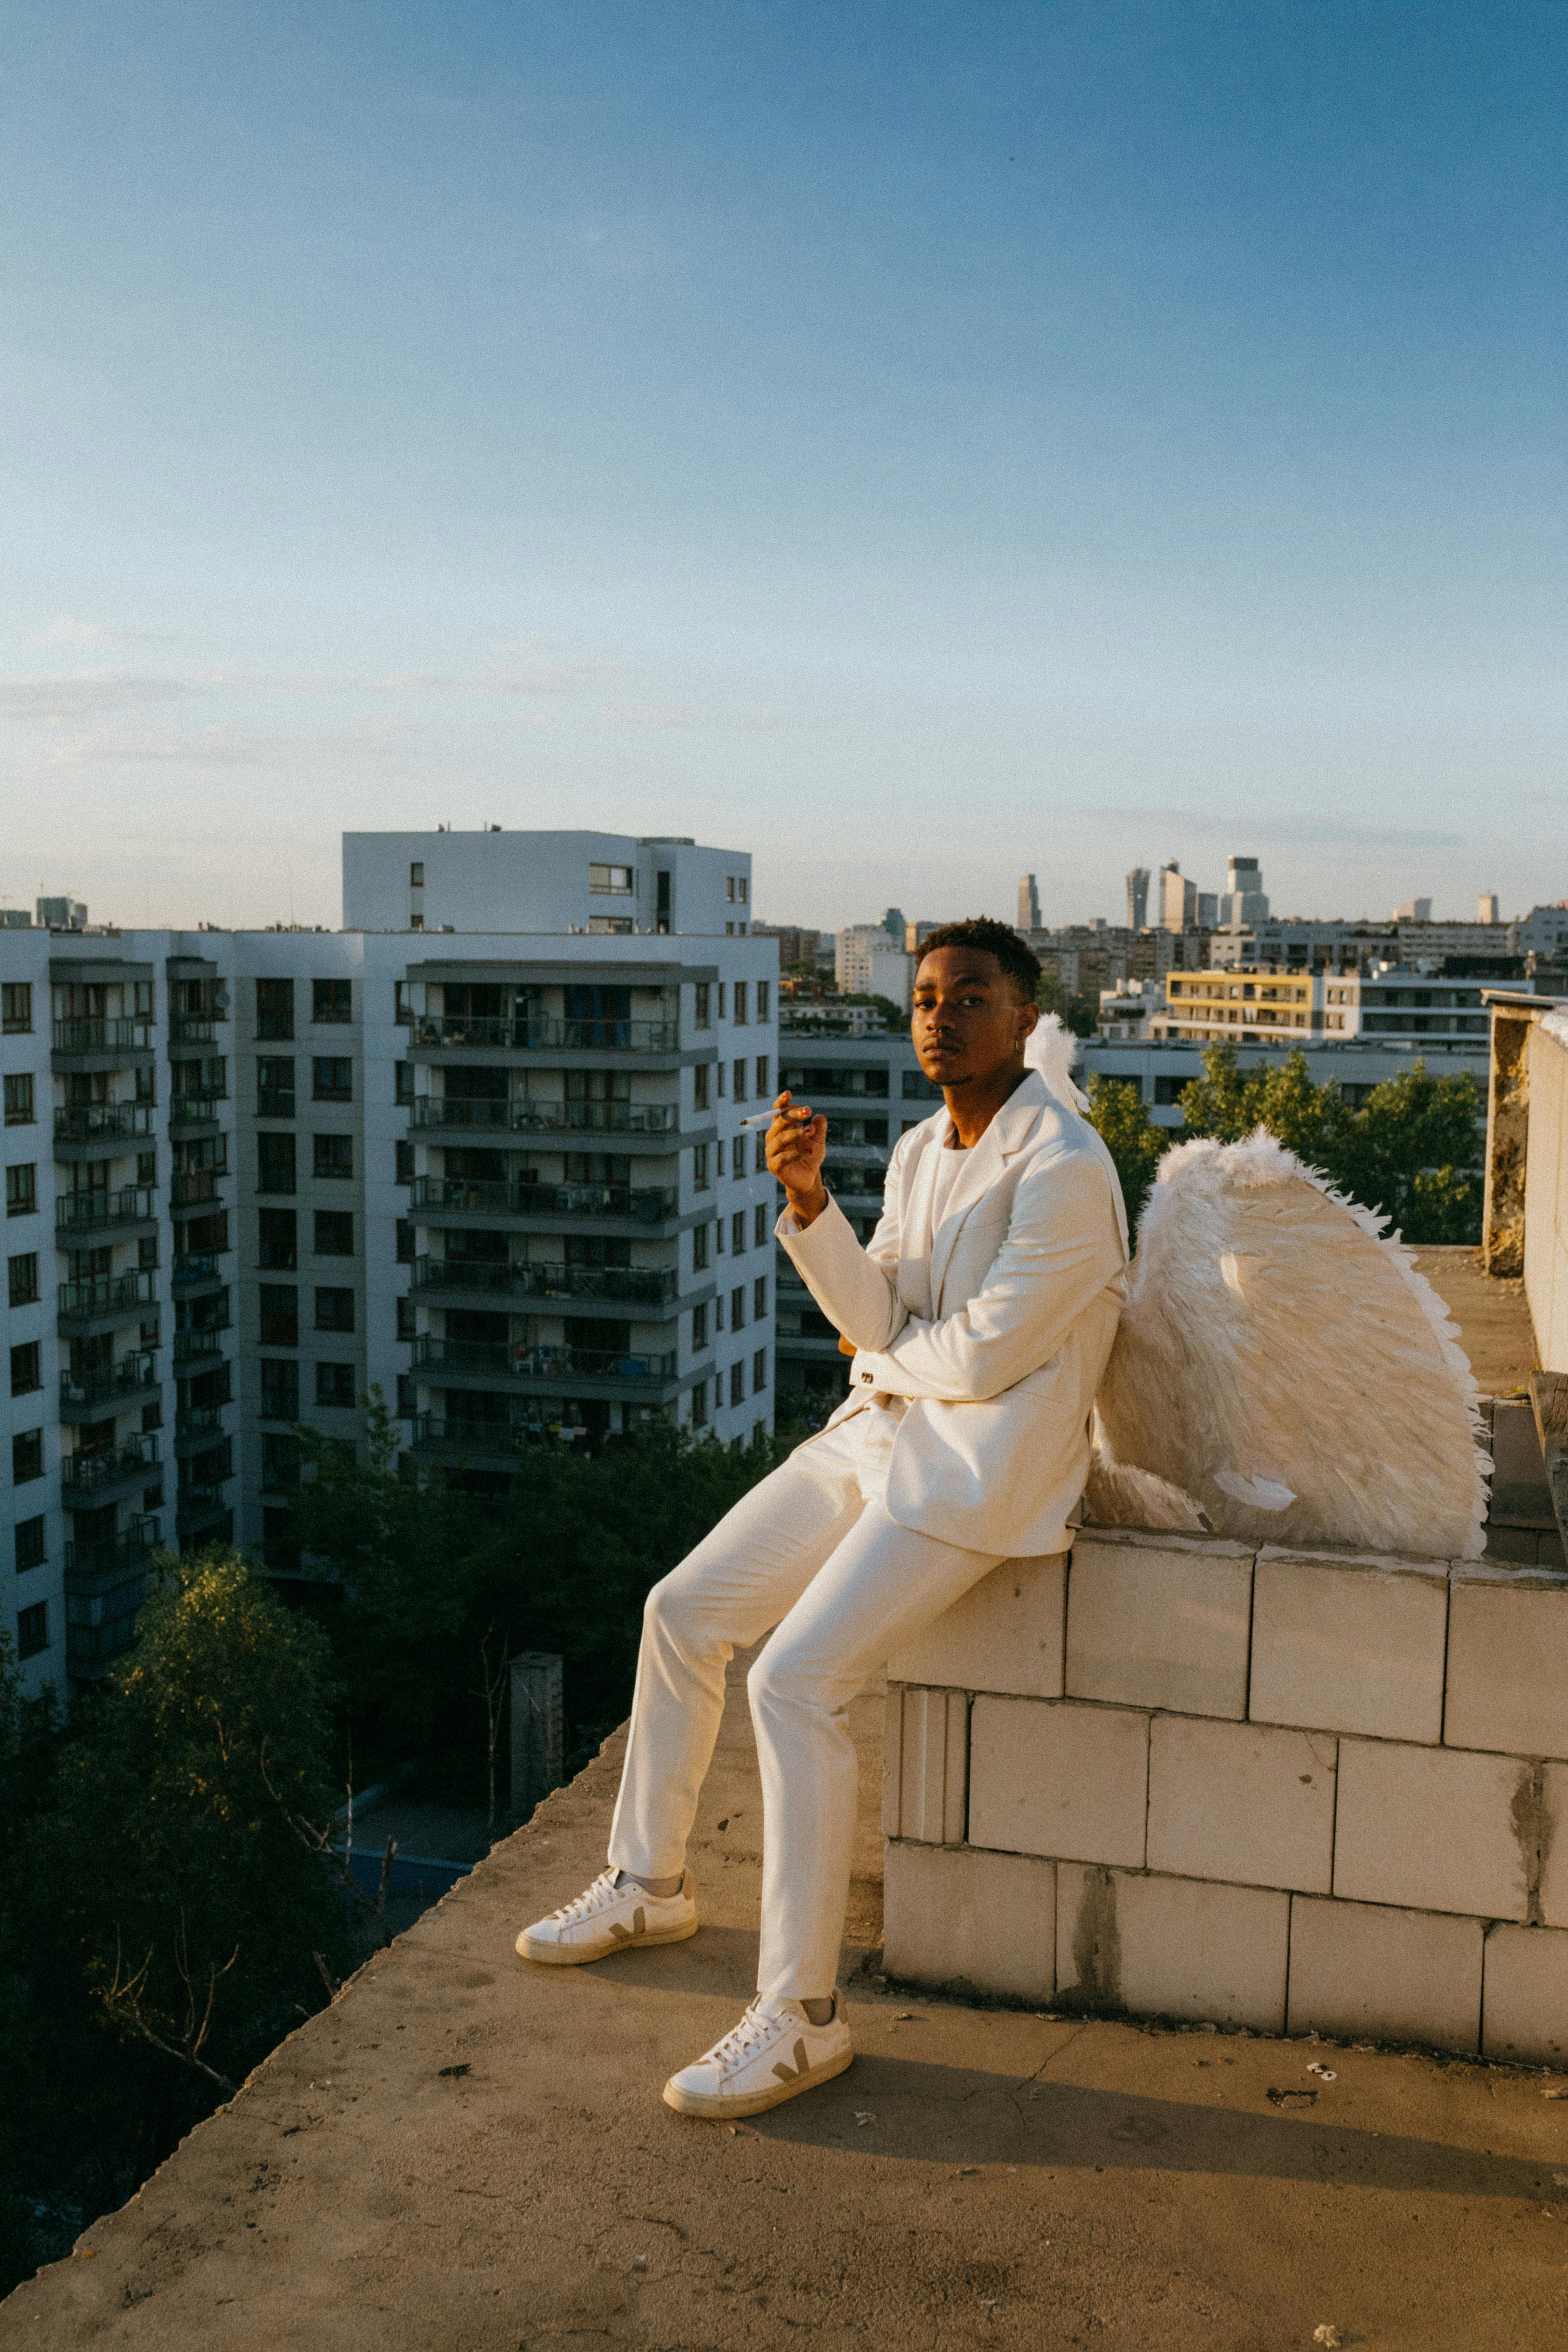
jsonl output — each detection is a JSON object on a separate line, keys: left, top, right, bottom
{"left": 2, "top": 2, "right": 1563, "bottom": 935}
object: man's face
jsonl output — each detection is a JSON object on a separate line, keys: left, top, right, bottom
{"left": 911, "top": 946, "right": 1037, "bottom": 1090}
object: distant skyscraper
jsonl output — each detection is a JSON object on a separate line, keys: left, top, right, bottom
{"left": 1126, "top": 868, "right": 1150, "bottom": 931}
{"left": 1159, "top": 862, "right": 1198, "bottom": 931}
{"left": 1017, "top": 874, "right": 1040, "bottom": 930}
{"left": 879, "top": 906, "right": 906, "bottom": 943}
{"left": 37, "top": 895, "right": 88, "bottom": 931}
{"left": 1478, "top": 892, "right": 1500, "bottom": 925}
{"left": 1218, "top": 855, "right": 1270, "bottom": 927}
{"left": 1393, "top": 896, "right": 1433, "bottom": 923}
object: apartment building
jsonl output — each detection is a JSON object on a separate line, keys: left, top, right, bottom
{"left": 1154, "top": 964, "right": 1515, "bottom": 1048}
{"left": 2, "top": 830, "right": 776, "bottom": 1701}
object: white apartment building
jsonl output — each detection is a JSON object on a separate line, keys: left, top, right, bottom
{"left": 834, "top": 926, "right": 914, "bottom": 1010}
{"left": 1155, "top": 964, "right": 1516, "bottom": 1047}
{"left": 2, "top": 830, "right": 777, "bottom": 1701}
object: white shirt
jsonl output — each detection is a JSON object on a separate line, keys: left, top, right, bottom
{"left": 929, "top": 1140, "right": 969, "bottom": 1227}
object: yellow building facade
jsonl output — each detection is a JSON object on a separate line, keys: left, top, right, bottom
{"left": 1152, "top": 968, "right": 1317, "bottom": 1042}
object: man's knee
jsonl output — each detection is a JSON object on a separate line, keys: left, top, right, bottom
{"left": 747, "top": 1640, "right": 813, "bottom": 1716}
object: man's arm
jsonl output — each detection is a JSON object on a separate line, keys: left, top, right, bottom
{"left": 775, "top": 1126, "right": 914, "bottom": 1355}
{"left": 844, "top": 1149, "right": 1125, "bottom": 1403}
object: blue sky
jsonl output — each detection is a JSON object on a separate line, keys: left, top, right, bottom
{"left": 2, "top": 1, "right": 1562, "bottom": 931}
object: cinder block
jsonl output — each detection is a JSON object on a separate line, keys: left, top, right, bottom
{"left": 1250, "top": 1547, "right": 1449, "bottom": 1743}
{"left": 883, "top": 1840, "right": 1055, "bottom": 2001}
{"left": 1445, "top": 1566, "right": 1568, "bottom": 1759}
{"left": 1538, "top": 1760, "right": 1568, "bottom": 1928}
{"left": 1289, "top": 1896, "right": 1484, "bottom": 2051}
{"left": 1483, "top": 1923, "right": 1568, "bottom": 2067}
{"left": 1055, "top": 1863, "right": 1288, "bottom": 2030}
{"left": 1066, "top": 1530, "right": 1254, "bottom": 1718}
{"left": 1333, "top": 1739, "right": 1531, "bottom": 1920}
{"left": 883, "top": 1686, "right": 967, "bottom": 1843}
{"left": 1146, "top": 1715, "right": 1336, "bottom": 1892}
{"left": 888, "top": 1553, "right": 1066, "bottom": 1698}
{"left": 968, "top": 1696, "right": 1148, "bottom": 1865}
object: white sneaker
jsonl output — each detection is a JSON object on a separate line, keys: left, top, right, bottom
{"left": 663, "top": 1994, "right": 853, "bottom": 2118}
{"left": 516, "top": 1867, "right": 698, "bottom": 1965}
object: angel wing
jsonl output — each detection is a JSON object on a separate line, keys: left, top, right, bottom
{"left": 1090, "top": 1127, "right": 1490, "bottom": 1558}
{"left": 1024, "top": 1011, "right": 1091, "bottom": 1112}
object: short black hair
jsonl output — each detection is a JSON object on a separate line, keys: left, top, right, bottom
{"left": 915, "top": 917, "right": 1042, "bottom": 1002}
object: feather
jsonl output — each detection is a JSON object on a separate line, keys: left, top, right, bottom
{"left": 1024, "top": 1011, "right": 1090, "bottom": 1112}
{"left": 1096, "top": 1127, "right": 1491, "bottom": 1558}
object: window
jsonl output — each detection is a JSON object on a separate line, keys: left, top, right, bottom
{"left": 12, "top": 1429, "right": 43, "bottom": 1484}
{"left": 1, "top": 982, "right": 32, "bottom": 1034}
{"left": 718, "top": 983, "right": 727, "bottom": 1019}
{"left": 588, "top": 862, "right": 634, "bottom": 895}
{"left": 315, "top": 1286, "right": 355, "bottom": 1332}
{"left": 757, "top": 981, "right": 771, "bottom": 1021}
{"left": 314, "top": 1210, "right": 354, "bottom": 1256}
{"left": 738, "top": 876, "right": 748, "bottom": 904}
{"left": 15, "top": 1514, "right": 45, "bottom": 1572}
{"left": 694, "top": 983, "right": 711, "bottom": 1029}
{"left": 4, "top": 1074, "right": 34, "bottom": 1126}
{"left": 258, "top": 1056, "right": 295, "bottom": 1117}
{"left": 753, "top": 1273, "right": 768, "bottom": 1320}
{"left": 731, "top": 1284, "right": 746, "bottom": 1330}
{"left": 692, "top": 1223, "right": 708, "bottom": 1274}
{"left": 260, "top": 1358, "right": 299, "bottom": 1418}
{"left": 731, "top": 1210, "right": 746, "bottom": 1255}
{"left": 715, "top": 1214, "right": 725, "bottom": 1254}
{"left": 730, "top": 1361, "right": 745, "bottom": 1408}
{"left": 314, "top": 1134, "right": 354, "bottom": 1181}
{"left": 316, "top": 1362, "right": 357, "bottom": 1407}
{"left": 138, "top": 1149, "right": 157, "bottom": 1186}
{"left": 714, "top": 1293, "right": 725, "bottom": 1331}
{"left": 395, "top": 1140, "right": 414, "bottom": 1184}
{"left": 312, "top": 978, "right": 352, "bottom": 1024}
{"left": 9, "top": 1340, "right": 40, "bottom": 1395}
{"left": 259, "top": 1208, "right": 297, "bottom": 1268}
{"left": 313, "top": 1057, "right": 353, "bottom": 1102}
{"left": 690, "top": 1381, "right": 707, "bottom": 1429}
{"left": 726, "top": 876, "right": 736, "bottom": 903}
{"left": 755, "top": 1055, "right": 769, "bottom": 1098}
{"left": 716, "top": 1064, "right": 726, "bottom": 1098}
{"left": 752, "top": 1346, "right": 768, "bottom": 1394}
{"left": 716, "top": 1140, "right": 725, "bottom": 1179}
{"left": 693, "top": 1143, "right": 709, "bottom": 1192}
{"left": 397, "top": 1372, "right": 416, "bottom": 1417}
{"left": 410, "top": 861, "right": 424, "bottom": 888}
{"left": 693, "top": 1062, "right": 709, "bottom": 1112}
{"left": 692, "top": 1302, "right": 708, "bottom": 1352}
{"left": 395, "top": 1061, "right": 413, "bottom": 1106}
{"left": 396, "top": 1219, "right": 415, "bottom": 1264}
{"left": 734, "top": 982, "right": 749, "bottom": 1025}
{"left": 733, "top": 1059, "right": 746, "bottom": 1101}
{"left": 754, "top": 1203, "right": 768, "bottom": 1248}
{"left": 255, "top": 978, "right": 294, "bottom": 1040}
{"left": 394, "top": 981, "right": 412, "bottom": 1026}
{"left": 17, "top": 1601, "right": 47, "bottom": 1660}
{"left": 258, "top": 1130, "right": 296, "bottom": 1194}
{"left": 754, "top": 1134, "right": 768, "bottom": 1176}
{"left": 259, "top": 1285, "right": 299, "bottom": 1346}
{"left": 262, "top": 1432, "right": 301, "bottom": 1492}
{"left": 396, "top": 1294, "right": 416, "bottom": 1340}
{"left": 9, "top": 1252, "right": 38, "bottom": 1307}
{"left": 6, "top": 1164, "right": 36, "bottom": 1218}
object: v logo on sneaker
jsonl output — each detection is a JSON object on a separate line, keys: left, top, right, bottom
{"left": 772, "top": 2039, "right": 810, "bottom": 2083}
{"left": 608, "top": 1907, "right": 646, "bottom": 1943}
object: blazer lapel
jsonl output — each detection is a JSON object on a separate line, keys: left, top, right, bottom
{"left": 927, "top": 1072, "right": 1051, "bottom": 1314}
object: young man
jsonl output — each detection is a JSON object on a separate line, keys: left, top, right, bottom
{"left": 517, "top": 918, "right": 1129, "bottom": 2117}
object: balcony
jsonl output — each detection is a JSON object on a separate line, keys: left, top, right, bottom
{"left": 409, "top": 1256, "right": 679, "bottom": 1309}
{"left": 169, "top": 1092, "right": 226, "bottom": 1133}
{"left": 414, "top": 1335, "right": 679, "bottom": 1393}
{"left": 173, "top": 1325, "right": 228, "bottom": 1367}
{"left": 173, "top": 1251, "right": 229, "bottom": 1293}
{"left": 172, "top": 1167, "right": 226, "bottom": 1209}
{"left": 64, "top": 1517, "right": 159, "bottom": 1675}
{"left": 410, "top": 1098, "right": 680, "bottom": 1140}
{"left": 413, "top": 1175, "right": 679, "bottom": 1229}
{"left": 55, "top": 1184, "right": 158, "bottom": 1238}
{"left": 175, "top": 1404, "right": 228, "bottom": 1455}
{"left": 62, "top": 1432, "right": 159, "bottom": 1503}
{"left": 169, "top": 1013, "right": 226, "bottom": 1044}
{"left": 176, "top": 1484, "right": 231, "bottom": 1538}
{"left": 54, "top": 1101, "right": 155, "bottom": 1154}
{"left": 57, "top": 1267, "right": 157, "bottom": 1331}
{"left": 60, "top": 1350, "right": 159, "bottom": 1417}
{"left": 410, "top": 1015, "right": 680, "bottom": 1055}
{"left": 51, "top": 1016, "right": 156, "bottom": 1063}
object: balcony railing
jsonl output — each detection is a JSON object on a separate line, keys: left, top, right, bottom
{"left": 58, "top": 1268, "right": 156, "bottom": 1320}
{"left": 169, "top": 1092, "right": 226, "bottom": 1129}
{"left": 60, "top": 1351, "right": 159, "bottom": 1415}
{"left": 64, "top": 1517, "right": 159, "bottom": 1587}
{"left": 173, "top": 1251, "right": 227, "bottom": 1288}
{"left": 169, "top": 1013, "right": 226, "bottom": 1043}
{"left": 56, "top": 1184, "right": 157, "bottom": 1234}
{"left": 415, "top": 1337, "right": 677, "bottom": 1385}
{"left": 173, "top": 1326, "right": 227, "bottom": 1366}
{"left": 175, "top": 1404, "right": 227, "bottom": 1449}
{"left": 411, "top": 1015, "right": 680, "bottom": 1053}
{"left": 414, "top": 1176, "right": 678, "bottom": 1224}
{"left": 410, "top": 1098, "right": 679, "bottom": 1138}
{"left": 171, "top": 1168, "right": 225, "bottom": 1209}
{"left": 62, "top": 1433, "right": 159, "bottom": 1497}
{"left": 52, "top": 1017, "right": 155, "bottom": 1054}
{"left": 176, "top": 1483, "right": 230, "bottom": 1524}
{"left": 54, "top": 1102, "right": 155, "bottom": 1145}
{"left": 410, "top": 1256, "right": 678, "bottom": 1307}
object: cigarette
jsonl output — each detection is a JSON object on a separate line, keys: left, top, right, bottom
{"left": 738, "top": 1108, "right": 813, "bottom": 1127}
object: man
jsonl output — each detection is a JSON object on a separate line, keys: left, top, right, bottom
{"left": 517, "top": 917, "right": 1129, "bottom": 2118}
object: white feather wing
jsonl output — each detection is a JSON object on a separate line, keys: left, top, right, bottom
{"left": 1096, "top": 1130, "right": 1489, "bottom": 1558}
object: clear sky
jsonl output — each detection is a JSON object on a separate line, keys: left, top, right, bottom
{"left": 2, "top": 1, "right": 1562, "bottom": 933}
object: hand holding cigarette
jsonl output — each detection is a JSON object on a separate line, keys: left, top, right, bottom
{"left": 763, "top": 1090, "right": 829, "bottom": 1231}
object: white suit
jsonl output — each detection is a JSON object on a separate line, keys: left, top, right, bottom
{"left": 607, "top": 1066, "right": 1129, "bottom": 2000}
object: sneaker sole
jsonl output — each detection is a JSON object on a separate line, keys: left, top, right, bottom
{"left": 516, "top": 1915, "right": 700, "bottom": 1966}
{"left": 661, "top": 2042, "right": 854, "bottom": 2118}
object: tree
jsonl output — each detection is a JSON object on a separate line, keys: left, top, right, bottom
{"left": 1036, "top": 972, "right": 1097, "bottom": 1038}
{"left": 1085, "top": 1074, "right": 1168, "bottom": 1234}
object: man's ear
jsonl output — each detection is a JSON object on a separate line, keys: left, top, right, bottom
{"left": 1016, "top": 997, "right": 1041, "bottom": 1042}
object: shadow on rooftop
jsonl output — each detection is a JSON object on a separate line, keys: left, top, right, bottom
{"left": 750, "top": 2055, "right": 1563, "bottom": 2202}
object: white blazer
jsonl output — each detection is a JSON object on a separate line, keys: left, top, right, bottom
{"left": 778, "top": 1068, "right": 1129, "bottom": 1557}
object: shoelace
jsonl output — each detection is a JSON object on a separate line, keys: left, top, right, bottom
{"left": 548, "top": 1869, "right": 621, "bottom": 1925}
{"left": 707, "top": 2001, "right": 796, "bottom": 2079}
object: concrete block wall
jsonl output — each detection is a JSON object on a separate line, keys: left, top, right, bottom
{"left": 882, "top": 1528, "right": 1568, "bottom": 2066}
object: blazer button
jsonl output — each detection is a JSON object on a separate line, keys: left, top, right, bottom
{"left": 860, "top": 1371, "right": 873, "bottom": 1384}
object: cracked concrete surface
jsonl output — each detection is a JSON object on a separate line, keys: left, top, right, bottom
{"left": 6, "top": 1656, "right": 1568, "bottom": 2350}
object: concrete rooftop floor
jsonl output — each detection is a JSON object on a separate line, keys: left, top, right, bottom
{"left": 7, "top": 1639, "right": 1568, "bottom": 2352}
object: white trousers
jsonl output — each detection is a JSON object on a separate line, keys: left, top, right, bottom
{"left": 607, "top": 1406, "right": 1005, "bottom": 2002}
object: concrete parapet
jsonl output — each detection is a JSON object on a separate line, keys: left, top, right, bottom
{"left": 1146, "top": 1714, "right": 1337, "bottom": 1893}
{"left": 1056, "top": 1863, "right": 1289, "bottom": 2032}
{"left": 1066, "top": 1529, "right": 1253, "bottom": 1717}
{"left": 882, "top": 1839, "right": 1055, "bottom": 2001}
{"left": 1444, "top": 1563, "right": 1568, "bottom": 1758}
{"left": 887, "top": 1552, "right": 1066, "bottom": 1698}
{"left": 968, "top": 1695, "right": 1149, "bottom": 1867}
{"left": 1287, "top": 1896, "right": 1484, "bottom": 2052}
{"left": 1249, "top": 1547, "right": 1449, "bottom": 1743}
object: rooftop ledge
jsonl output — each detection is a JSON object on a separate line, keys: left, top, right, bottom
{"left": 8, "top": 1560, "right": 1568, "bottom": 2350}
